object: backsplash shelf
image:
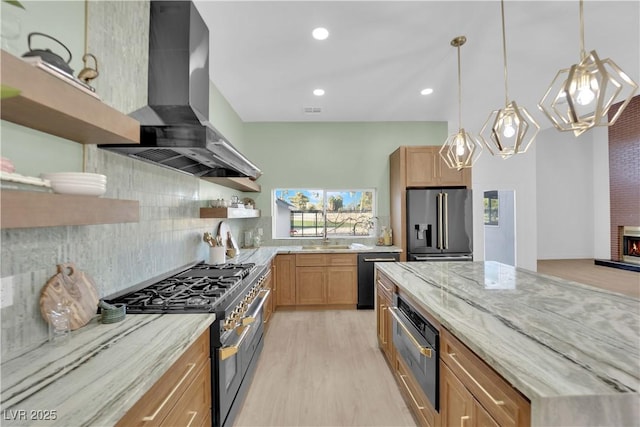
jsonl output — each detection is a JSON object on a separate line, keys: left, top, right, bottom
{"left": 200, "top": 207, "right": 260, "bottom": 219}
{"left": 0, "top": 50, "right": 140, "bottom": 146}
{"left": 201, "top": 177, "right": 261, "bottom": 192}
{"left": 1, "top": 190, "right": 140, "bottom": 229}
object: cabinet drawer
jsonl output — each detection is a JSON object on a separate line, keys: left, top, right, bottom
{"left": 441, "top": 329, "right": 530, "bottom": 427}
{"left": 395, "top": 353, "right": 439, "bottom": 427}
{"left": 326, "top": 253, "right": 356, "bottom": 266}
{"left": 117, "top": 331, "right": 210, "bottom": 427}
{"left": 296, "top": 253, "right": 326, "bottom": 266}
{"left": 161, "top": 362, "right": 211, "bottom": 427}
{"left": 376, "top": 271, "right": 396, "bottom": 300}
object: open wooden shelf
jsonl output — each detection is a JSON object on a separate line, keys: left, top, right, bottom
{"left": 200, "top": 207, "right": 260, "bottom": 219}
{"left": 200, "top": 177, "right": 261, "bottom": 192}
{"left": 0, "top": 50, "right": 140, "bottom": 145}
{"left": 1, "top": 190, "right": 140, "bottom": 229}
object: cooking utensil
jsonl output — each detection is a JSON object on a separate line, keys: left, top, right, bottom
{"left": 22, "top": 32, "right": 74, "bottom": 75}
{"left": 217, "top": 221, "right": 239, "bottom": 258}
{"left": 203, "top": 232, "right": 216, "bottom": 247}
{"left": 78, "top": 53, "right": 99, "bottom": 84}
{"left": 40, "top": 263, "right": 99, "bottom": 330}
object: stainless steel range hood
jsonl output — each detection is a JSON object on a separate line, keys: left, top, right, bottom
{"left": 99, "top": 1, "right": 261, "bottom": 180}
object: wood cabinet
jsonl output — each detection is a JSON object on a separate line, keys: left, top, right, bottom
{"left": 440, "top": 329, "right": 530, "bottom": 427}
{"left": 1, "top": 190, "right": 139, "bottom": 229}
{"left": 294, "top": 254, "right": 357, "bottom": 306}
{"left": 376, "top": 271, "right": 395, "bottom": 365}
{"left": 1, "top": 50, "right": 139, "bottom": 146}
{"left": 200, "top": 176, "right": 261, "bottom": 192}
{"left": 275, "top": 254, "right": 296, "bottom": 306}
{"left": 396, "top": 353, "right": 440, "bottom": 427}
{"left": 390, "top": 146, "right": 471, "bottom": 261}
{"left": 405, "top": 146, "right": 471, "bottom": 188}
{"left": 116, "top": 330, "right": 211, "bottom": 427}
{"left": 263, "top": 266, "right": 274, "bottom": 328}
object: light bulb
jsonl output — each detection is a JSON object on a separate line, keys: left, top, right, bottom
{"left": 502, "top": 115, "right": 516, "bottom": 138}
{"left": 576, "top": 87, "right": 595, "bottom": 106}
{"left": 455, "top": 135, "right": 466, "bottom": 156}
{"left": 575, "top": 71, "right": 595, "bottom": 106}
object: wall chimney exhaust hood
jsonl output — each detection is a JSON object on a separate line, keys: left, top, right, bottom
{"left": 99, "top": 1, "right": 261, "bottom": 180}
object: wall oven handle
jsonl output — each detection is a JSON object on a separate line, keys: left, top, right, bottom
{"left": 242, "top": 289, "right": 270, "bottom": 326}
{"left": 363, "top": 258, "right": 397, "bottom": 262}
{"left": 389, "top": 307, "right": 432, "bottom": 358}
{"left": 219, "top": 324, "right": 252, "bottom": 361}
{"left": 448, "top": 352, "right": 505, "bottom": 406}
{"left": 142, "top": 363, "right": 196, "bottom": 421}
{"left": 399, "top": 374, "right": 425, "bottom": 410}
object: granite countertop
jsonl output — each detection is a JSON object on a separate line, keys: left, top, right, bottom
{"left": 0, "top": 313, "right": 214, "bottom": 427}
{"left": 236, "top": 244, "right": 402, "bottom": 257}
{"left": 376, "top": 261, "right": 640, "bottom": 426}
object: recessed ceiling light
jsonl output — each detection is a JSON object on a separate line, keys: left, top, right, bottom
{"left": 420, "top": 88, "right": 434, "bottom": 95}
{"left": 313, "top": 89, "right": 325, "bottom": 96}
{"left": 312, "top": 27, "right": 329, "bottom": 40}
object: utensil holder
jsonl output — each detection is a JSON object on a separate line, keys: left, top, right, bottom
{"left": 101, "top": 303, "right": 126, "bottom": 324}
{"left": 209, "top": 246, "right": 226, "bottom": 264}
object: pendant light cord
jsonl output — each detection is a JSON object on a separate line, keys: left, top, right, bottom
{"left": 501, "top": 0, "right": 509, "bottom": 106}
{"left": 457, "top": 44, "right": 462, "bottom": 130}
{"left": 84, "top": 0, "right": 89, "bottom": 56}
{"left": 579, "top": 0, "right": 586, "bottom": 59}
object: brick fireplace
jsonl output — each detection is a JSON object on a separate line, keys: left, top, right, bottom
{"left": 608, "top": 95, "right": 640, "bottom": 263}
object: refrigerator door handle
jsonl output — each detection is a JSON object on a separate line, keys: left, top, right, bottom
{"left": 443, "top": 192, "right": 449, "bottom": 249}
{"left": 437, "top": 193, "right": 443, "bottom": 249}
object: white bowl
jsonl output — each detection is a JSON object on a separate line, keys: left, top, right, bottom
{"left": 44, "top": 178, "right": 106, "bottom": 187}
{"left": 50, "top": 181, "right": 106, "bottom": 196}
{"left": 41, "top": 172, "right": 107, "bottom": 184}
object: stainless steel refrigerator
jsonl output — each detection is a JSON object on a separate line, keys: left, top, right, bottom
{"left": 406, "top": 188, "right": 473, "bottom": 261}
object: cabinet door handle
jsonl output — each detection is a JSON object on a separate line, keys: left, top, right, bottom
{"left": 399, "top": 374, "right": 425, "bottom": 410}
{"left": 381, "top": 306, "right": 387, "bottom": 344}
{"left": 448, "top": 352, "right": 505, "bottom": 406}
{"left": 389, "top": 307, "right": 432, "bottom": 357}
{"left": 186, "top": 411, "right": 198, "bottom": 427}
{"left": 460, "top": 415, "right": 470, "bottom": 427}
{"left": 364, "top": 258, "right": 397, "bottom": 262}
{"left": 376, "top": 279, "right": 393, "bottom": 293}
{"left": 142, "top": 363, "right": 196, "bottom": 421}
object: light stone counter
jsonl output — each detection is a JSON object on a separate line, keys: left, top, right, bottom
{"left": 0, "top": 313, "right": 214, "bottom": 426}
{"left": 376, "top": 261, "right": 640, "bottom": 427}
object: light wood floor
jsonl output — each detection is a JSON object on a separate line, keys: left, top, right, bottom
{"left": 537, "top": 259, "right": 640, "bottom": 298}
{"left": 233, "top": 310, "right": 417, "bottom": 427}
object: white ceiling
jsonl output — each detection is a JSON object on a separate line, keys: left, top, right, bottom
{"left": 194, "top": 1, "right": 640, "bottom": 133}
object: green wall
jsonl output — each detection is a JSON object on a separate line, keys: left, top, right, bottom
{"left": 243, "top": 122, "right": 447, "bottom": 217}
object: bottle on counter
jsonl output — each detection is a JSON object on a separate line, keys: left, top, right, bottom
{"left": 384, "top": 227, "right": 393, "bottom": 246}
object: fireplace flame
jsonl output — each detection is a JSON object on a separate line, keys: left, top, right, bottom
{"left": 630, "top": 242, "right": 640, "bottom": 256}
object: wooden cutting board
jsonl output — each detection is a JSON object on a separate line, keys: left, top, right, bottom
{"left": 40, "top": 263, "right": 100, "bottom": 330}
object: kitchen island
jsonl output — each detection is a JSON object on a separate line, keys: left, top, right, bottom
{"left": 376, "top": 261, "right": 639, "bottom": 426}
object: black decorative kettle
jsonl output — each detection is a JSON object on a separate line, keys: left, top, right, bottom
{"left": 22, "top": 32, "right": 74, "bottom": 75}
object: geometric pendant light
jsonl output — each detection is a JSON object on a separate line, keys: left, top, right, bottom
{"left": 538, "top": 0, "right": 638, "bottom": 137}
{"left": 480, "top": 0, "right": 540, "bottom": 158}
{"left": 440, "top": 36, "right": 483, "bottom": 170}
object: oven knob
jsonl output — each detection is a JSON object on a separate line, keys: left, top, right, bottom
{"left": 223, "top": 318, "right": 236, "bottom": 331}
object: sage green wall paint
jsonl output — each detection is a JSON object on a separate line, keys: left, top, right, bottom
{"left": 0, "top": 0, "right": 85, "bottom": 176}
{"left": 209, "top": 81, "right": 245, "bottom": 152}
{"left": 243, "top": 121, "right": 448, "bottom": 217}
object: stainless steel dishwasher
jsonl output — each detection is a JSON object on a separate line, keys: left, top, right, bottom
{"left": 357, "top": 252, "right": 399, "bottom": 309}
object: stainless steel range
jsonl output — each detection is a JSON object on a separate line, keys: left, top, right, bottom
{"left": 105, "top": 261, "right": 271, "bottom": 427}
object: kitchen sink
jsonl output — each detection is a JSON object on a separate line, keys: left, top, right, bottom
{"left": 301, "top": 245, "right": 352, "bottom": 250}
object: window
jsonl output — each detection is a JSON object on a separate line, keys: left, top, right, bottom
{"left": 273, "top": 189, "right": 376, "bottom": 239}
{"left": 484, "top": 191, "right": 499, "bottom": 225}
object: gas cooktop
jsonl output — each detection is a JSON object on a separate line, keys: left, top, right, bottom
{"left": 106, "top": 262, "right": 256, "bottom": 313}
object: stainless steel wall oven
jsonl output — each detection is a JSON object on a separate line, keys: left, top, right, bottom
{"left": 390, "top": 294, "right": 439, "bottom": 411}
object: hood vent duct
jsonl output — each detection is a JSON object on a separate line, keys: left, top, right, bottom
{"left": 99, "top": 1, "right": 261, "bottom": 180}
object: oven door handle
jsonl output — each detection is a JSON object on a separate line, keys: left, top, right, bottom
{"left": 219, "top": 324, "right": 252, "bottom": 360}
{"left": 389, "top": 307, "right": 433, "bottom": 358}
{"left": 242, "top": 289, "right": 271, "bottom": 326}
